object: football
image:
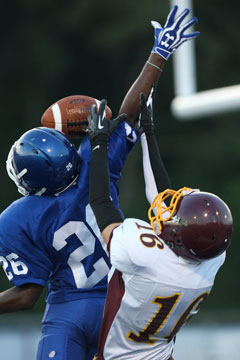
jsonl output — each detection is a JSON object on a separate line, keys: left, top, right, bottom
{"left": 41, "top": 95, "right": 112, "bottom": 138}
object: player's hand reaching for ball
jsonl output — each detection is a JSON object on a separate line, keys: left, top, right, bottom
{"left": 140, "top": 92, "right": 155, "bottom": 135}
{"left": 85, "top": 99, "right": 127, "bottom": 145}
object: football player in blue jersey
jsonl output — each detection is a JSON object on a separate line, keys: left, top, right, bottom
{"left": 0, "top": 5, "right": 199, "bottom": 360}
{"left": 2, "top": 123, "right": 137, "bottom": 360}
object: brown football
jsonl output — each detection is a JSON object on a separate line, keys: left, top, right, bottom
{"left": 41, "top": 95, "right": 112, "bottom": 138}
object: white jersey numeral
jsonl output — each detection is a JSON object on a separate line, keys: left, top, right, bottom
{"left": 53, "top": 221, "right": 109, "bottom": 288}
{"left": 0, "top": 253, "right": 28, "bottom": 280}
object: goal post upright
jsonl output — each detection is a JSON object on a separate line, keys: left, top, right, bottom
{"left": 169, "top": 0, "right": 240, "bottom": 121}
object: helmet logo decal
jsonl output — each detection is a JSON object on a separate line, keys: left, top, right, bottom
{"left": 66, "top": 162, "right": 73, "bottom": 171}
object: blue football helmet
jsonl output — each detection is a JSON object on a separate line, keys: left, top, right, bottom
{"left": 7, "top": 127, "right": 81, "bottom": 196}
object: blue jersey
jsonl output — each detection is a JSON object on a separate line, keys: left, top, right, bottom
{"left": 0, "top": 123, "right": 139, "bottom": 304}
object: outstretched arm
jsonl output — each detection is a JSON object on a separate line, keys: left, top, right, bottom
{"left": 87, "top": 101, "right": 127, "bottom": 244}
{"left": 140, "top": 92, "right": 171, "bottom": 205}
{"left": 119, "top": 5, "right": 199, "bottom": 126}
{"left": 119, "top": 53, "right": 165, "bottom": 127}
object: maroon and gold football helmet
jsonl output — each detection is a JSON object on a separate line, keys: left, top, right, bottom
{"left": 148, "top": 187, "right": 233, "bottom": 261}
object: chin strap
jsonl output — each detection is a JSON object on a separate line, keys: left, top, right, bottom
{"left": 148, "top": 187, "right": 196, "bottom": 233}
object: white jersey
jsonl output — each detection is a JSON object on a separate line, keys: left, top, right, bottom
{"left": 98, "top": 218, "right": 225, "bottom": 360}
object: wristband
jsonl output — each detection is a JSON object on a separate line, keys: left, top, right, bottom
{"left": 147, "top": 61, "right": 163, "bottom": 72}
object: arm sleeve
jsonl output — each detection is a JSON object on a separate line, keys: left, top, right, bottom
{"left": 141, "top": 132, "right": 171, "bottom": 205}
{"left": 89, "top": 141, "right": 123, "bottom": 232}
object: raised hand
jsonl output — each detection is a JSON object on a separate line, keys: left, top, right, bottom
{"left": 151, "top": 5, "right": 200, "bottom": 60}
{"left": 140, "top": 91, "right": 154, "bottom": 135}
{"left": 86, "top": 99, "right": 127, "bottom": 142}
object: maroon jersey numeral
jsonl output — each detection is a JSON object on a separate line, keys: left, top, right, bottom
{"left": 165, "top": 292, "right": 209, "bottom": 343}
{"left": 135, "top": 222, "right": 164, "bottom": 250}
{"left": 127, "top": 294, "right": 180, "bottom": 344}
{"left": 127, "top": 291, "right": 209, "bottom": 345}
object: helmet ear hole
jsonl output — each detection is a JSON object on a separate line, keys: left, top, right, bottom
{"left": 170, "top": 229, "right": 182, "bottom": 245}
{"left": 176, "top": 239, "right": 182, "bottom": 245}
{"left": 170, "top": 229, "right": 177, "bottom": 238}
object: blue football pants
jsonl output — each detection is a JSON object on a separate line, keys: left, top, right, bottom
{"left": 36, "top": 297, "right": 105, "bottom": 360}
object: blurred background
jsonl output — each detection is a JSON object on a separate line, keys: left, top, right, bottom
{"left": 0, "top": 0, "right": 239, "bottom": 358}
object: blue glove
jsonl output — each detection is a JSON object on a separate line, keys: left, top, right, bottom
{"left": 151, "top": 5, "right": 200, "bottom": 60}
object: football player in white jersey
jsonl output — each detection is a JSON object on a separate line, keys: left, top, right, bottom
{"left": 86, "top": 92, "right": 233, "bottom": 360}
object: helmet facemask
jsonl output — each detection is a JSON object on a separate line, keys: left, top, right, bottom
{"left": 6, "top": 142, "right": 34, "bottom": 196}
